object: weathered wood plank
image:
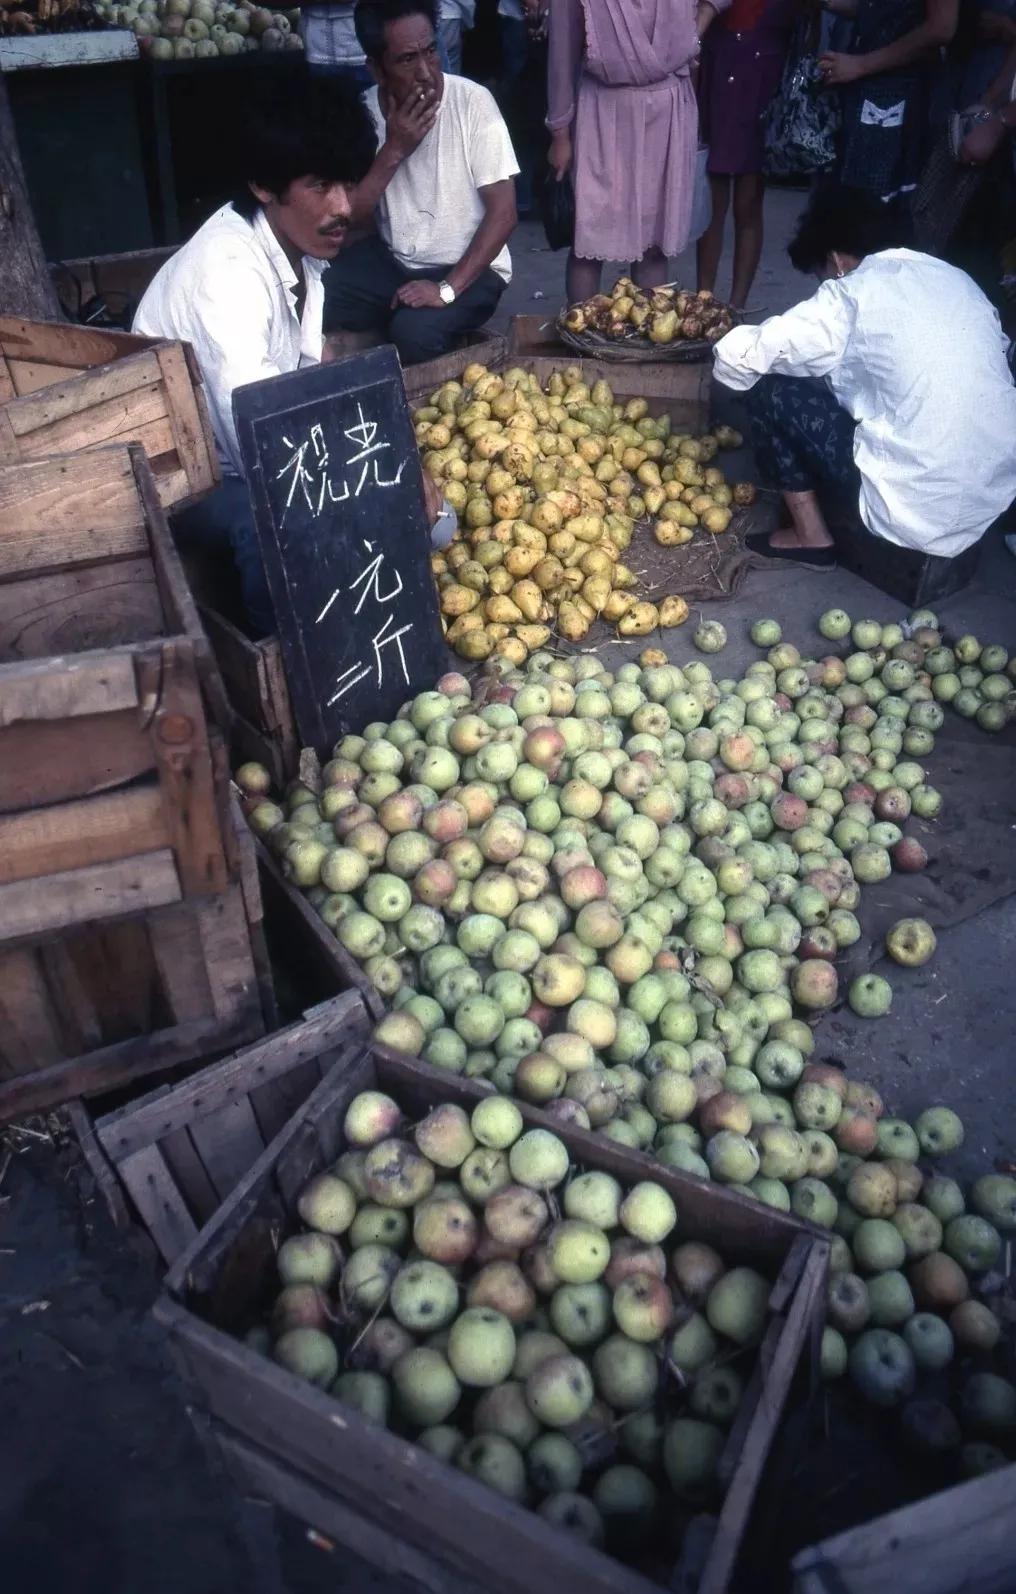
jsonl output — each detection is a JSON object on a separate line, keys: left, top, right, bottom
{"left": 193, "top": 887, "right": 262, "bottom": 1024}
{"left": 96, "top": 993, "right": 363, "bottom": 1160}
{"left": 116, "top": 1142, "right": 200, "bottom": 1264}
{"left": 0, "top": 946, "right": 65, "bottom": 1077}
{"left": 0, "top": 785, "right": 167, "bottom": 885}
{"left": 0, "top": 849, "right": 181, "bottom": 942}
{"left": 0, "top": 707, "right": 155, "bottom": 812}
{"left": 36, "top": 937, "right": 105, "bottom": 1056}
{"left": 3, "top": 349, "right": 162, "bottom": 435}
{"left": 0, "top": 447, "right": 143, "bottom": 538}
{"left": 12, "top": 384, "right": 169, "bottom": 462}
{"left": 213, "top": 1428, "right": 485, "bottom": 1594}
{"left": 157, "top": 1127, "right": 223, "bottom": 1231}
{"left": 0, "top": 650, "right": 139, "bottom": 725}
{"left": 148, "top": 902, "right": 217, "bottom": 1023}
{"left": 791, "top": 1465, "right": 1016, "bottom": 1594}
{"left": 0, "top": 558, "right": 164, "bottom": 662}
{"left": 0, "top": 1005, "right": 259, "bottom": 1125}
{"left": 8, "top": 360, "right": 88, "bottom": 396}
{"left": 0, "top": 317, "right": 157, "bottom": 369}
{"left": 65, "top": 1099, "right": 132, "bottom": 1229}
{"left": 189, "top": 1098, "right": 270, "bottom": 1204}
{"left": 153, "top": 342, "right": 217, "bottom": 497}
{"left": 144, "top": 640, "right": 229, "bottom": 897}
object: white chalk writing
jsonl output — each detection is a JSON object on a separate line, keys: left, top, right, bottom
{"left": 276, "top": 404, "right": 407, "bottom": 525}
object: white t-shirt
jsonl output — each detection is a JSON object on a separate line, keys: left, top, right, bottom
{"left": 713, "top": 249, "right": 1016, "bottom": 558}
{"left": 366, "top": 74, "right": 519, "bottom": 283}
{"left": 134, "top": 205, "right": 325, "bottom": 478}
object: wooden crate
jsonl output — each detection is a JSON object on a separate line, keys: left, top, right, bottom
{"left": 0, "top": 315, "right": 218, "bottom": 510}
{"left": 198, "top": 605, "right": 298, "bottom": 790}
{"left": 91, "top": 991, "right": 370, "bottom": 1264}
{"left": 0, "top": 446, "right": 239, "bottom": 939}
{"left": 52, "top": 247, "right": 177, "bottom": 327}
{"left": 156, "top": 1043, "right": 828, "bottom": 1594}
{"left": 791, "top": 1465, "right": 1016, "bottom": 1594}
{"left": 0, "top": 875, "right": 270, "bottom": 1125}
{"left": 506, "top": 314, "right": 711, "bottom": 432}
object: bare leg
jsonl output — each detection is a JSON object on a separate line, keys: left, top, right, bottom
{"left": 696, "top": 175, "right": 730, "bottom": 294}
{"left": 768, "top": 489, "right": 835, "bottom": 549}
{"left": 566, "top": 253, "right": 603, "bottom": 304}
{"left": 730, "top": 172, "right": 765, "bottom": 310}
{"left": 632, "top": 246, "right": 668, "bottom": 290}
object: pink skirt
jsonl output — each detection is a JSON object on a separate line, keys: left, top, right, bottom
{"left": 573, "top": 71, "right": 698, "bottom": 262}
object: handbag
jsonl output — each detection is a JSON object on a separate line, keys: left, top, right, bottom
{"left": 542, "top": 173, "right": 575, "bottom": 252}
{"left": 764, "top": 21, "right": 840, "bottom": 180}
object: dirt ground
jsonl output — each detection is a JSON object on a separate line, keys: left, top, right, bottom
{"left": 2, "top": 192, "right": 1015, "bottom": 1592}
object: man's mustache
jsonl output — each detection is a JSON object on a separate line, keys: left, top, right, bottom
{"left": 320, "top": 218, "right": 350, "bottom": 237}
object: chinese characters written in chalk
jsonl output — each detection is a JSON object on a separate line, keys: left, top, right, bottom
{"left": 275, "top": 402, "right": 407, "bottom": 523}
{"left": 317, "top": 539, "right": 413, "bottom": 707}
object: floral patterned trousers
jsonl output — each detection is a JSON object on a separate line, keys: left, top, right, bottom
{"left": 744, "top": 374, "right": 860, "bottom": 499}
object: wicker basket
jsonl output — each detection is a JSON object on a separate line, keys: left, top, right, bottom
{"left": 555, "top": 319, "right": 714, "bottom": 364}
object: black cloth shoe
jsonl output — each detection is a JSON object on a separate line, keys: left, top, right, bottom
{"left": 745, "top": 531, "right": 837, "bottom": 569}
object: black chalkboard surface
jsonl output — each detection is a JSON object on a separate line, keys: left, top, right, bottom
{"left": 233, "top": 346, "right": 448, "bottom": 752}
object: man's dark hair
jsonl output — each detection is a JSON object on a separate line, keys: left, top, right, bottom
{"left": 355, "top": 0, "right": 438, "bottom": 63}
{"left": 788, "top": 184, "right": 907, "bottom": 274}
{"left": 232, "top": 65, "right": 377, "bottom": 220}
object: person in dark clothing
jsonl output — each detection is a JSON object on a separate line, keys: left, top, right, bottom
{"left": 819, "top": 0, "right": 957, "bottom": 201}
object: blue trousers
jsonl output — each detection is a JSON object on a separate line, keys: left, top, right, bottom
{"left": 324, "top": 234, "right": 504, "bottom": 365}
{"left": 172, "top": 476, "right": 274, "bottom": 638}
{"left": 744, "top": 375, "right": 860, "bottom": 500}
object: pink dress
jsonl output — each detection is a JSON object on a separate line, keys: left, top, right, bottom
{"left": 547, "top": 0, "right": 727, "bottom": 262}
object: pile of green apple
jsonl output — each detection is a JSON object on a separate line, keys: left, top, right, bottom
{"left": 237, "top": 597, "right": 1015, "bottom": 1492}
{"left": 248, "top": 1088, "right": 780, "bottom": 1550}
{"left": 97, "top": 0, "right": 305, "bottom": 59}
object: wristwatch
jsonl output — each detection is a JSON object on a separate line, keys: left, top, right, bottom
{"left": 438, "top": 280, "right": 456, "bottom": 306}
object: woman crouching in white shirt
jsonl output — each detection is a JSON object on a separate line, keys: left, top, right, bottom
{"left": 713, "top": 185, "right": 1016, "bottom": 569}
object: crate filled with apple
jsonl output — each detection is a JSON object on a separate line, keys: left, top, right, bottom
{"left": 90, "top": 0, "right": 304, "bottom": 58}
{"left": 155, "top": 1045, "right": 827, "bottom": 1594}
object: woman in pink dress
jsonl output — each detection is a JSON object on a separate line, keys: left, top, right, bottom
{"left": 547, "top": 0, "right": 728, "bottom": 305}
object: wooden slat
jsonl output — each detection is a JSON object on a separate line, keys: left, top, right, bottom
{"left": 9, "top": 360, "right": 86, "bottom": 396}
{"left": 60, "top": 917, "right": 161, "bottom": 1041}
{"left": 0, "top": 1004, "right": 260, "bottom": 1125}
{"left": 0, "top": 848, "right": 181, "bottom": 941}
{"left": 0, "top": 946, "right": 65, "bottom": 1077}
{"left": 193, "top": 885, "right": 259, "bottom": 1022}
{"left": 36, "top": 938, "right": 104, "bottom": 1055}
{"left": 0, "top": 356, "right": 15, "bottom": 405}
{"left": 116, "top": 1142, "right": 200, "bottom": 1264}
{"left": 0, "top": 558, "right": 165, "bottom": 662}
{"left": 0, "top": 506, "right": 146, "bottom": 580}
{"left": 154, "top": 342, "right": 217, "bottom": 496}
{"left": 0, "top": 707, "right": 155, "bottom": 813}
{"left": 152, "top": 468, "right": 190, "bottom": 509}
{"left": 0, "top": 785, "right": 167, "bottom": 885}
{"left": 0, "top": 448, "right": 142, "bottom": 537}
{"left": 157, "top": 1126, "right": 223, "bottom": 1228}
{"left": 792, "top": 1466, "right": 1016, "bottom": 1594}
{"left": 0, "top": 316, "right": 159, "bottom": 370}
{"left": 13, "top": 384, "right": 168, "bottom": 461}
{"left": 96, "top": 993, "right": 363, "bottom": 1161}
{"left": 189, "top": 1098, "right": 269, "bottom": 1203}
{"left": 65, "top": 1099, "right": 131, "bottom": 1229}
{"left": 0, "top": 650, "right": 138, "bottom": 725}
{"left": 144, "top": 640, "right": 230, "bottom": 896}
{"left": 214, "top": 1429, "right": 487, "bottom": 1594}
{"left": 3, "top": 348, "right": 162, "bottom": 435}
{"left": 148, "top": 903, "right": 216, "bottom": 1022}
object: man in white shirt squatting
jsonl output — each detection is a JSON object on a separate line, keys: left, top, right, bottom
{"left": 135, "top": 74, "right": 377, "bottom": 635}
{"left": 324, "top": 0, "right": 519, "bottom": 365}
{"left": 712, "top": 185, "right": 1016, "bottom": 569}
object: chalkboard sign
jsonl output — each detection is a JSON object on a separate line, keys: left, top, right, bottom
{"left": 233, "top": 346, "right": 448, "bottom": 751}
